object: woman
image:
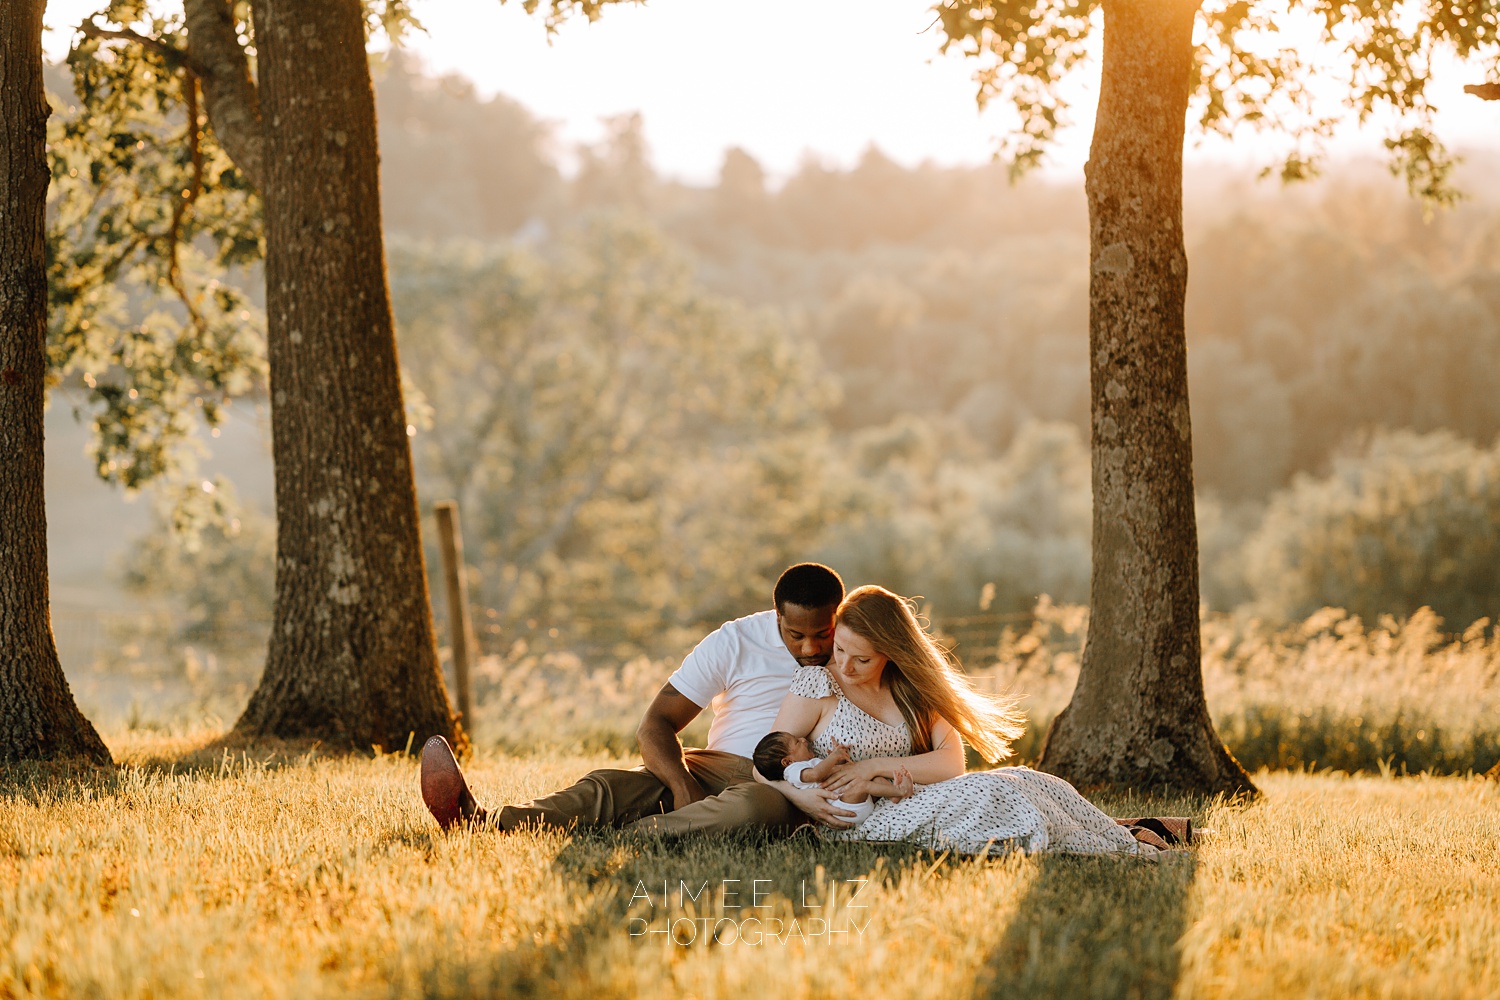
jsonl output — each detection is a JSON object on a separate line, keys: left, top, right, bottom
{"left": 761, "top": 585, "right": 1152, "bottom": 856}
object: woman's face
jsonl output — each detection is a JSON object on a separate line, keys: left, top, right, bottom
{"left": 832, "top": 623, "right": 889, "bottom": 686}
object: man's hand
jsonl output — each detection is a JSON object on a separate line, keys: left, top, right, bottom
{"left": 669, "top": 778, "right": 708, "bottom": 811}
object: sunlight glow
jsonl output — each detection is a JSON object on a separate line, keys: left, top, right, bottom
{"left": 40, "top": 0, "right": 1498, "bottom": 185}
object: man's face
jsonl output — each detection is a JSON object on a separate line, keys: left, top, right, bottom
{"left": 777, "top": 602, "right": 837, "bottom": 667}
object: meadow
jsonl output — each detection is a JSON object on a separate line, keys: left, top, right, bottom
{"left": 18, "top": 605, "right": 1498, "bottom": 998}
{"left": 2, "top": 736, "right": 1498, "bottom": 999}
{"left": 470, "top": 604, "right": 1500, "bottom": 777}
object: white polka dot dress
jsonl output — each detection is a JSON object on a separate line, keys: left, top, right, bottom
{"left": 790, "top": 666, "right": 912, "bottom": 761}
{"left": 790, "top": 666, "right": 1143, "bottom": 857}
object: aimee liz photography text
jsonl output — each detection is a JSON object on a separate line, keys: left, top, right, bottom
{"left": 626, "top": 874, "right": 874, "bottom": 946}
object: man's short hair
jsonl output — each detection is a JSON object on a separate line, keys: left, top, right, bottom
{"left": 753, "top": 731, "right": 797, "bottom": 781}
{"left": 773, "top": 562, "right": 844, "bottom": 612}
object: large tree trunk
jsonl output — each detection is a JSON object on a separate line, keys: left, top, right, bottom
{"left": 234, "top": 0, "right": 460, "bottom": 751}
{"left": 0, "top": 0, "right": 112, "bottom": 766}
{"left": 1037, "top": 0, "right": 1254, "bottom": 797}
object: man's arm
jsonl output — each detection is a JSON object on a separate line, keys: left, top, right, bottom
{"left": 636, "top": 683, "right": 708, "bottom": 811}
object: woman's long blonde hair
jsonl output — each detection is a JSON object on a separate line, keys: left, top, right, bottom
{"left": 837, "top": 585, "right": 1025, "bottom": 763}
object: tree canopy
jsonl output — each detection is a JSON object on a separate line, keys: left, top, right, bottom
{"left": 935, "top": 0, "right": 1498, "bottom": 203}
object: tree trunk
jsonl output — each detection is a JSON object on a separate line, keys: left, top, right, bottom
{"left": 182, "top": 0, "right": 264, "bottom": 191}
{"left": 0, "top": 0, "right": 112, "bottom": 766}
{"left": 1037, "top": 0, "right": 1255, "bottom": 797}
{"left": 234, "top": 0, "right": 460, "bottom": 752}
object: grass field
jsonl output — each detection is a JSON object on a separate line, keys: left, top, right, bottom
{"left": 3, "top": 736, "right": 1498, "bottom": 999}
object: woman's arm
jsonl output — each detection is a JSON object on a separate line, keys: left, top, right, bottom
{"left": 833, "top": 765, "right": 916, "bottom": 805}
{"left": 755, "top": 692, "right": 862, "bottom": 827}
{"left": 769, "top": 692, "right": 828, "bottom": 737}
{"left": 820, "top": 717, "right": 965, "bottom": 791}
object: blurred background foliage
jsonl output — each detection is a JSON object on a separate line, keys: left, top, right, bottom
{"left": 45, "top": 55, "right": 1500, "bottom": 754}
{"left": 44, "top": 25, "right": 265, "bottom": 495}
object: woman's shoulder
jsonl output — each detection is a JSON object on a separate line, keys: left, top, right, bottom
{"left": 788, "top": 664, "right": 840, "bottom": 700}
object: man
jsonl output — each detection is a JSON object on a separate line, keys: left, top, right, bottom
{"left": 420, "top": 562, "right": 858, "bottom": 835}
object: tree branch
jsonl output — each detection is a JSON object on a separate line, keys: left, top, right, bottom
{"left": 182, "top": 0, "right": 264, "bottom": 192}
{"left": 77, "top": 22, "right": 201, "bottom": 73}
{"left": 164, "top": 75, "right": 207, "bottom": 333}
{"left": 1464, "top": 83, "right": 1500, "bottom": 101}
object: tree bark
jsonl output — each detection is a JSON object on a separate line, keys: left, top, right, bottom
{"left": 182, "top": 0, "right": 264, "bottom": 191}
{"left": 0, "top": 0, "right": 112, "bottom": 766}
{"left": 233, "top": 0, "right": 461, "bottom": 751}
{"left": 1037, "top": 0, "right": 1255, "bottom": 797}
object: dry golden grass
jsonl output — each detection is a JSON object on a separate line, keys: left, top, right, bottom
{"left": 975, "top": 605, "right": 1500, "bottom": 774}
{"left": 2, "top": 738, "right": 1498, "bottom": 999}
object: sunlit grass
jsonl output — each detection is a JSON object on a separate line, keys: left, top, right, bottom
{"left": 451, "top": 605, "right": 1500, "bottom": 777}
{"left": 2, "top": 739, "right": 1497, "bottom": 998}
{"left": 84, "top": 605, "right": 1500, "bottom": 779}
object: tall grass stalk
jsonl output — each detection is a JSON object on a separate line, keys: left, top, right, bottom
{"left": 457, "top": 604, "right": 1500, "bottom": 776}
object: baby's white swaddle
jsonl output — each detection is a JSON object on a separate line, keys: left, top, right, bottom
{"left": 784, "top": 758, "right": 875, "bottom": 825}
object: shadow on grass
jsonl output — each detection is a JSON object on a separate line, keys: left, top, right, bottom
{"left": 969, "top": 787, "right": 1214, "bottom": 999}
{"left": 979, "top": 850, "right": 1198, "bottom": 1000}
{"left": 0, "top": 733, "right": 383, "bottom": 804}
{"left": 373, "top": 803, "right": 1208, "bottom": 998}
{"left": 374, "top": 827, "right": 945, "bottom": 998}
{"left": 551, "top": 823, "right": 931, "bottom": 900}
{"left": 112, "top": 731, "right": 371, "bottom": 773}
{"left": 0, "top": 757, "right": 121, "bottom": 803}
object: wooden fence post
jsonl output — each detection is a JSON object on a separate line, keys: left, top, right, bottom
{"left": 434, "top": 500, "right": 475, "bottom": 726}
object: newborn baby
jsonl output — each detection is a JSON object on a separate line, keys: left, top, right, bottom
{"left": 752, "top": 732, "right": 914, "bottom": 826}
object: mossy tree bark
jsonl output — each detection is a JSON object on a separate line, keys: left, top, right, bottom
{"left": 229, "top": 0, "right": 459, "bottom": 751}
{"left": 0, "top": 0, "right": 112, "bottom": 765}
{"left": 1036, "top": 0, "right": 1255, "bottom": 797}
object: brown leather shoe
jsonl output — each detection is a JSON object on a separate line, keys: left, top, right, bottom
{"left": 421, "top": 735, "right": 483, "bottom": 830}
{"left": 1114, "top": 816, "right": 1193, "bottom": 847}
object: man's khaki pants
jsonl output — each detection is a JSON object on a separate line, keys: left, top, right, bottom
{"left": 490, "top": 749, "right": 807, "bottom": 836}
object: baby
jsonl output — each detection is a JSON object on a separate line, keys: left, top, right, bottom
{"left": 753, "top": 732, "right": 915, "bottom": 826}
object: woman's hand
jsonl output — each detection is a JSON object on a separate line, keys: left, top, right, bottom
{"left": 820, "top": 758, "right": 878, "bottom": 794}
{"left": 777, "top": 782, "right": 861, "bottom": 829}
{"left": 832, "top": 776, "right": 874, "bottom": 801}
{"left": 753, "top": 764, "right": 860, "bottom": 828}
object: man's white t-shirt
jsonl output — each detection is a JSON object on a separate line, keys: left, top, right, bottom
{"left": 667, "top": 609, "right": 800, "bottom": 759}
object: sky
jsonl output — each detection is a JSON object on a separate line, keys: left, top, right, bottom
{"left": 42, "top": 0, "right": 1500, "bottom": 186}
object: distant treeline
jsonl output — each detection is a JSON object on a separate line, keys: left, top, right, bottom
{"left": 99, "top": 56, "right": 1500, "bottom": 680}
{"left": 374, "top": 55, "right": 1500, "bottom": 497}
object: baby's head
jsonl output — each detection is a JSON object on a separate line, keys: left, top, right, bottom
{"left": 753, "top": 731, "right": 814, "bottom": 781}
